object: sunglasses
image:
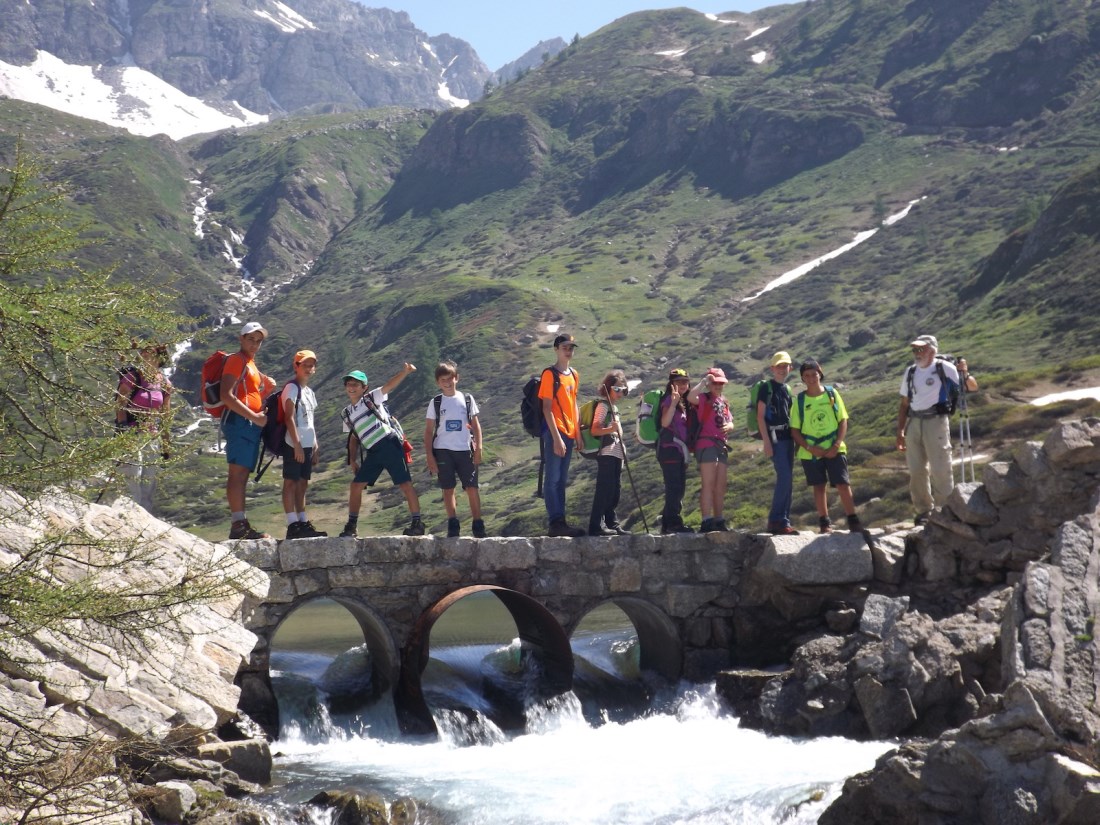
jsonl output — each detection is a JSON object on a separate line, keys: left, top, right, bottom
{"left": 912, "top": 346, "right": 927, "bottom": 353}
{"left": 612, "top": 385, "right": 628, "bottom": 393}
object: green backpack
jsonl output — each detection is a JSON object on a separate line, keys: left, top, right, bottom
{"left": 635, "top": 388, "right": 665, "bottom": 447}
{"left": 578, "top": 398, "right": 612, "bottom": 458}
{"left": 745, "top": 379, "right": 768, "bottom": 438}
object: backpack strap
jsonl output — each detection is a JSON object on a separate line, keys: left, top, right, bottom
{"left": 798, "top": 387, "right": 841, "bottom": 447}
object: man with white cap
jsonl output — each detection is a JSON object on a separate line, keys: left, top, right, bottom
{"left": 896, "top": 334, "right": 977, "bottom": 525}
{"left": 757, "top": 351, "right": 796, "bottom": 535}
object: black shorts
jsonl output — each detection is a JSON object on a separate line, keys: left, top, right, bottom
{"left": 801, "top": 454, "right": 850, "bottom": 487}
{"left": 282, "top": 447, "right": 314, "bottom": 481}
{"left": 434, "top": 448, "right": 478, "bottom": 490}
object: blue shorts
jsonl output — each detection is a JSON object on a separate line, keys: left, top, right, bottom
{"left": 801, "top": 454, "right": 850, "bottom": 487}
{"left": 353, "top": 436, "right": 411, "bottom": 486}
{"left": 224, "top": 413, "right": 261, "bottom": 469}
{"left": 283, "top": 447, "right": 314, "bottom": 481}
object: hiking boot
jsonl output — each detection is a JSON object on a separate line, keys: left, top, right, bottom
{"left": 770, "top": 524, "right": 799, "bottom": 536}
{"left": 914, "top": 512, "right": 931, "bottom": 527}
{"left": 699, "top": 518, "right": 715, "bottom": 533}
{"left": 472, "top": 518, "right": 488, "bottom": 538}
{"left": 549, "top": 520, "right": 585, "bottom": 538}
{"left": 713, "top": 518, "right": 729, "bottom": 532}
{"left": 608, "top": 525, "right": 631, "bottom": 535}
{"left": 339, "top": 521, "right": 358, "bottom": 538}
{"left": 299, "top": 520, "right": 328, "bottom": 538}
{"left": 662, "top": 523, "right": 694, "bottom": 534}
{"left": 403, "top": 519, "right": 426, "bottom": 537}
{"left": 589, "top": 526, "right": 616, "bottom": 537}
{"left": 447, "top": 517, "right": 461, "bottom": 538}
{"left": 285, "top": 521, "right": 303, "bottom": 540}
{"left": 819, "top": 516, "right": 833, "bottom": 534}
{"left": 847, "top": 514, "right": 863, "bottom": 532}
{"left": 229, "top": 519, "right": 270, "bottom": 541}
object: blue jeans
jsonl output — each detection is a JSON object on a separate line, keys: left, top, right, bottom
{"left": 768, "top": 437, "right": 795, "bottom": 527}
{"left": 542, "top": 430, "right": 574, "bottom": 524}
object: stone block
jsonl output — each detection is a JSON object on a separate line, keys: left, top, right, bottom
{"left": 147, "top": 781, "right": 198, "bottom": 823}
{"left": 982, "top": 461, "right": 1027, "bottom": 506}
{"left": 860, "top": 594, "right": 910, "bottom": 639}
{"left": 609, "top": 559, "right": 642, "bottom": 592}
{"left": 915, "top": 535, "right": 957, "bottom": 581}
{"left": 756, "top": 533, "right": 872, "bottom": 585}
{"left": 231, "top": 540, "right": 279, "bottom": 570}
{"left": 556, "top": 571, "right": 605, "bottom": 597}
{"left": 641, "top": 551, "right": 691, "bottom": 582}
{"left": 1051, "top": 520, "right": 1094, "bottom": 582}
{"left": 1013, "top": 440, "right": 1050, "bottom": 478}
{"left": 666, "top": 584, "right": 723, "bottom": 618}
{"left": 196, "top": 738, "right": 271, "bottom": 784}
{"left": 1021, "top": 563, "right": 1052, "bottom": 619}
{"left": 1020, "top": 619, "right": 1053, "bottom": 670}
{"left": 854, "top": 674, "right": 917, "bottom": 739}
{"left": 946, "top": 483, "right": 999, "bottom": 527}
{"left": 694, "top": 551, "right": 731, "bottom": 583}
{"left": 476, "top": 539, "right": 537, "bottom": 571}
{"left": 1043, "top": 418, "right": 1100, "bottom": 467}
{"left": 279, "top": 539, "right": 359, "bottom": 571}
{"left": 870, "top": 532, "right": 907, "bottom": 584}
{"left": 290, "top": 569, "right": 327, "bottom": 597}
{"left": 329, "top": 565, "right": 387, "bottom": 588}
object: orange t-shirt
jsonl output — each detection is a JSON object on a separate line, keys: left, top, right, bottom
{"left": 223, "top": 353, "right": 265, "bottom": 413}
{"left": 538, "top": 367, "right": 579, "bottom": 439}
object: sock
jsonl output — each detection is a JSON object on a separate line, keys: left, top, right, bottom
{"left": 298, "top": 512, "right": 307, "bottom": 523}
{"left": 286, "top": 513, "right": 297, "bottom": 526}
{"left": 347, "top": 513, "right": 359, "bottom": 526}
{"left": 232, "top": 511, "right": 245, "bottom": 523}
{"left": 410, "top": 512, "right": 422, "bottom": 522}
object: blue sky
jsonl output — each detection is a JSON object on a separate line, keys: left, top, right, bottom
{"left": 377, "top": 2, "right": 774, "bottom": 70}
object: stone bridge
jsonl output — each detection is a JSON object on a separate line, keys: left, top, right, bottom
{"left": 231, "top": 529, "right": 889, "bottom": 736}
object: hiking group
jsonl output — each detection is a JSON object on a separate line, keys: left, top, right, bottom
{"left": 169, "top": 322, "right": 977, "bottom": 541}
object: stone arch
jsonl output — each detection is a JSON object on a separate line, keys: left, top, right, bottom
{"left": 242, "top": 594, "right": 401, "bottom": 739}
{"left": 570, "top": 596, "right": 683, "bottom": 682}
{"left": 394, "top": 585, "right": 574, "bottom": 736}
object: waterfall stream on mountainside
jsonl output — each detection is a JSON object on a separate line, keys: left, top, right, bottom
{"left": 253, "top": 595, "right": 892, "bottom": 824}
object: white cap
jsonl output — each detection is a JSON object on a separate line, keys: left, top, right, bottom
{"left": 240, "top": 321, "right": 267, "bottom": 338}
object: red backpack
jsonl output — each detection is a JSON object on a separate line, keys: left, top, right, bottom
{"left": 200, "top": 351, "right": 233, "bottom": 417}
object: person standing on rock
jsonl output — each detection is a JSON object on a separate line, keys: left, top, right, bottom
{"left": 757, "top": 351, "right": 796, "bottom": 535}
{"left": 790, "top": 359, "right": 861, "bottom": 534}
{"left": 222, "top": 321, "right": 276, "bottom": 540}
{"left": 895, "top": 334, "right": 978, "bottom": 525}
{"left": 687, "top": 367, "right": 735, "bottom": 532}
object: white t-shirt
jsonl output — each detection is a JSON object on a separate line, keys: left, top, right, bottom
{"left": 281, "top": 382, "right": 318, "bottom": 448}
{"left": 426, "top": 390, "right": 480, "bottom": 451}
{"left": 900, "top": 359, "right": 960, "bottom": 413}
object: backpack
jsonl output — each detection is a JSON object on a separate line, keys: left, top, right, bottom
{"left": 432, "top": 393, "right": 475, "bottom": 442}
{"left": 254, "top": 382, "right": 300, "bottom": 481}
{"left": 796, "top": 385, "right": 840, "bottom": 448}
{"left": 345, "top": 392, "right": 413, "bottom": 465}
{"left": 118, "top": 366, "right": 166, "bottom": 424}
{"left": 747, "top": 379, "right": 791, "bottom": 440}
{"left": 577, "top": 398, "right": 612, "bottom": 458}
{"left": 521, "top": 368, "right": 560, "bottom": 438}
{"left": 906, "top": 355, "right": 959, "bottom": 415}
{"left": 200, "top": 350, "right": 232, "bottom": 417}
{"left": 635, "top": 388, "right": 665, "bottom": 447}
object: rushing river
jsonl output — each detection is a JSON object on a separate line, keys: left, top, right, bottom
{"left": 254, "top": 596, "right": 893, "bottom": 824}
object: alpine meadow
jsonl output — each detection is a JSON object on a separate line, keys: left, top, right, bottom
{"left": 3, "top": 0, "right": 1100, "bottom": 538}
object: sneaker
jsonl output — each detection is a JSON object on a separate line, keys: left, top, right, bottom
{"left": 771, "top": 525, "right": 799, "bottom": 536}
{"left": 549, "top": 520, "right": 586, "bottom": 538}
{"left": 299, "top": 521, "right": 328, "bottom": 538}
{"left": 588, "top": 526, "right": 617, "bottom": 537}
{"left": 447, "top": 517, "right": 461, "bottom": 538}
{"left": 663, "top": 523, "right": 694, "bottom": 534}
{"left": 609, "top": 525, "right": 631, "bottom": 535}
{"left": 339, "top": 521, "right": 358, "bottom": 538}
{"left": 229, "top": 519, "right": 270, "bottom": 540}
{"left": 404, "top": 519, "right": 426, "bottom": 537}
{"left": 713, "top": 518, "right": 729, "bottom": 532}
{"left": 699, "top": 518, "right": 715, "bottom": 533}
{"left": 847, "top": 514, "right": 863, "bottom": 532}
{"left": 285, "top": 521, "right": 303, "bottom": 540}
{"left": 472, "top": 519, "right": 488, "bottom": 538}
{"left": 819, "top": 516, "right": 833, "bottom": 534}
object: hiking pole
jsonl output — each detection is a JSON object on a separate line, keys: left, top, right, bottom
{"left": 622, "top": 449, "right": 650, "bottom": 534}
{"left": 958, "top": 382, "right": 975, "bottom": 483}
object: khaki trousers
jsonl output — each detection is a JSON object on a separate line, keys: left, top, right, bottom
{"left": 906, "top": 414, "right": 952, "bottom": 515}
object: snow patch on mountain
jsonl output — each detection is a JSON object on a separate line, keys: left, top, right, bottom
{"left": 0, "top": 50, "right": 267, "bottom": 140}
